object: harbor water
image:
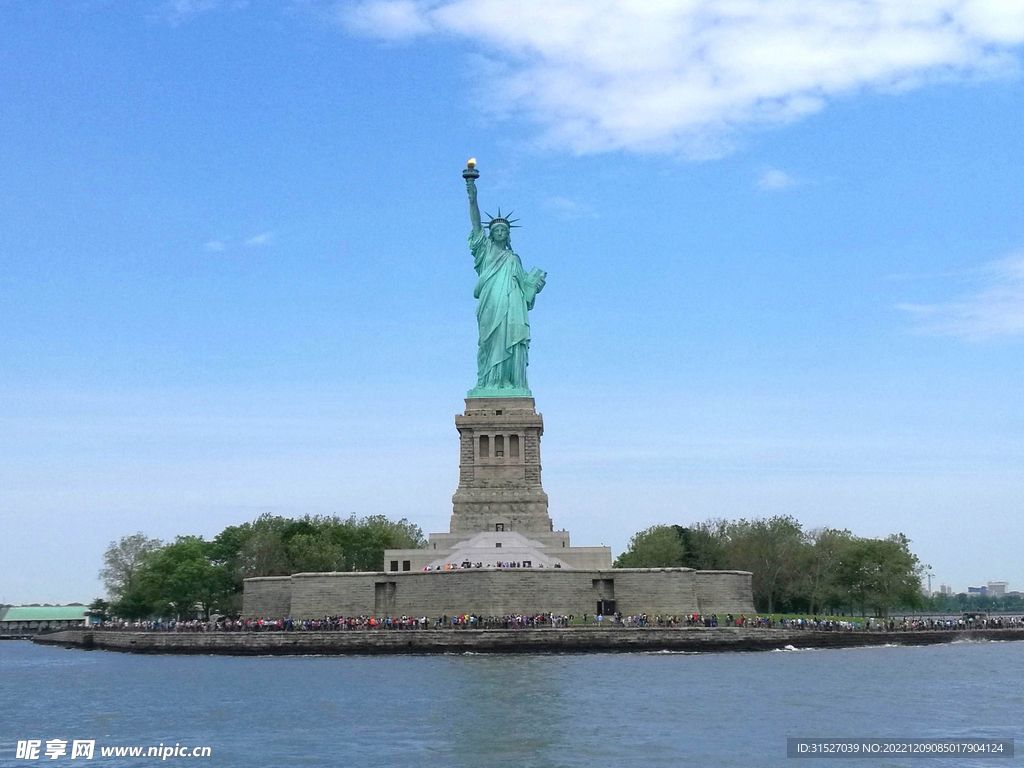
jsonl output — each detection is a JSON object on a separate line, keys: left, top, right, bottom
{"left": 2, "top": 639, "right": 1021, "bottom": 767}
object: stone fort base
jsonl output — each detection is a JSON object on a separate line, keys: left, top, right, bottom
{"left": 243, "top": 567, "right": 754, "bottom": 619}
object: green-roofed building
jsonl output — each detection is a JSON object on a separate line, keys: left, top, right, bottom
{"left": 0, "top": 604, "right": 99, "bottom": 637}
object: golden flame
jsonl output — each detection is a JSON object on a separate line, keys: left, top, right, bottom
{"left": 467, "top": 158, "right": 476, "bottom": 168}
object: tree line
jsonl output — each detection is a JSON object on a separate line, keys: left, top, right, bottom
{"left": 96, "top": 511, "right": 927, "bottom": 621}
{"left": 614, "top": 516, "right": 924, "bottom": 617}
{"left": 97, "top": 514, "right": 425, "bottom": 620}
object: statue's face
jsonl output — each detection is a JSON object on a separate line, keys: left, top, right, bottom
{"left": 490, "top": 223, "right": 509, "bottom": 244}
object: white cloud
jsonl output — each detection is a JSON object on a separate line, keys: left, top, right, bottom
{"left": 757, "top": 168, "right": 800, "bottom": 191}
{"left": 201, "top": 232, "right": 275, "bottom": 250}
{"left": 164, "top": 0, "right": 220, "bottom": 21}
{"left": 341, "top": 0, "right": 1024, "bottom": 156}
{"left": 158, "top": 0, "right": 250, "bottom": 24}
{"left": 897, "top": 253, "right": 1024, "bottom": 340}
{"left": 544, "top": 196, "right": 598, "bottom": 219}
{"left": 343, "top": 0, "right": 432, "bottom": 38}
{"left": 245, "top": 232, "right": 274, "bottom": 246}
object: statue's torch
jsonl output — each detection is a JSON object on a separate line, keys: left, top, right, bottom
{"left": 462, "top": 158, "right": 479, "bottom": 180}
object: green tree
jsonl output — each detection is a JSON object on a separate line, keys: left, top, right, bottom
{"left": 220, "top": 514, "right": 294, "bottom": 578}
{"left": 615, "top": 516, "right": 929, "bottom": 616}
{"left": 614, "top": 525, "right": 686, "bottom": 568}
{"left": 724, "top": 516, "right": 807, "bottom": 613}
{"left": 677, "top": 520, "right": 730, "bottom": 569}
{"left": 100, "top": 532, "right": 163, "bottom": 601}
{"left": 86, "top": 598, "right": 110, "bottom": 622}
{"left": 140, "top": 536, "right": 232, "bottom": 619}
{"left": 112, "top": 589, "right": 158, "bottom": 621}
{"left": 837, "top": 534, "right": 922, "bottom": 617}
{"left": 286, "top": 533, "right": 346, "bottom": 573}
{"left": 345, "top": 515, "right": 425, "bottom": 571}
{"left": 873, "top": 534, "right": 924, "bottom": 615}
{"left": 800, "top": 528, "right": 855, "bottom": 615}
{"left": 105, "top": 513, "right": 428, "bottom": 618}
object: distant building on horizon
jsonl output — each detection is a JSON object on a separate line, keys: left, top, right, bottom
{"left": 939, "top": 584, "right": 953, "bottom": 596}
{"left": 986, "top": 581, "right": 1009, "bottom": 596}
{"left": 967, "top": 586, "right": 988, "bottom": 596}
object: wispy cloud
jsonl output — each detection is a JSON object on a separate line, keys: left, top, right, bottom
{"left": 341, "top": 0, "right": 1024, "bottom": 156}
{"left": 897, "top": 253, "right": 1024, "bottom": 340}
{"left": 757, "top": 168, "right": 800, "bottom": 191}
{"left": 158, "top": 0, "right": 250, "bottom": 24}
{"left": 544, "top": 196, "right": 598, "bottom": 220}
{"left": 162, "top": 0, "right": 219, "bottom": 23}
{"left": 244, "top": 232, "right": 274, "bottom": 247}
{"left": 343, "top": 0, "right": 431, "bottom": 38}
{"left": 202, "top": 231, "right": 274, "bottom": 250}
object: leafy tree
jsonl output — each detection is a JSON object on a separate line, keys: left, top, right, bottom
{"left": 287, "top": 533, "right": 346, "bottom": 573}
{"left": 838, "top": 534, "right": 922, "bottom": 617}
{"left": 86, "top": 598, "right": 110, "bottom": 622}
{"left": 800, "top": 528, "right": 855, "bottom": 615}
{"left": 346, "top": 515, "right": 425, "bottom": 571}
{"left": 111, "top": 589, "right": 158, "bottom": 621}
{"left": 872, "top": 534, "right": 924, "bottom": 615}
{"left": 100, "top": 512, "right": 432, "bottom": 619}
{"left": 208, "top": 519, "right": 287, "bottom": 615}
{"left": 615, "top": 517, "right": 926, "bottom": 616}
{"left": 614, "top": 525, "right": 686, "bottom": 568}
{"left": 242, "top": 528, "right": 292, "bottom": 576}
{"left": 100, "top": 533, "right": 163, "bottom": 601}
{"left": 139, "top": 536, "right": 232, "bottom": 619}
{"left": 213, "top": 514, "right": 294, "bottom": 579}
{"left": 211, "top": 513, "right": 426, "bottom": 579}
{"left": 725, "top": 516, "right": 806, "bottom": 614}
{"left": 677, "top": 521, "right": 730, "bottom": 569}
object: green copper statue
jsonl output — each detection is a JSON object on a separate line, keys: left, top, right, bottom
{"left": 463, "top": 160, "right": 546, "bottom": 398}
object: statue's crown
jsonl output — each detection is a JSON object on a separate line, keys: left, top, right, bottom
{"left": 485, "top": 207, "right": 521, "bottom": 229}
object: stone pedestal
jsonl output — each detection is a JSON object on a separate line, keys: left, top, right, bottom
{"left": 449, "top": 397, "right": 552, "bottom": 533}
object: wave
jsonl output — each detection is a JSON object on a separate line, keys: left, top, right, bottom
{"left": 772, "top": 642, "right": 906, "bottom": 653}
{"left": 948, "top": 637, "right": 1004, "bottom": 645}
{"left": 641, "top": 649, "right": 700, "bottom": 655}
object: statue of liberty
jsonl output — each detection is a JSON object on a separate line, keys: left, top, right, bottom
{"left": 463, "top": 160, "right": 546, "bottom": 398}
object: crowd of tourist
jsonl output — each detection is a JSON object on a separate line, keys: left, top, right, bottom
{"left": 93, "top": 613, "right": 582, "bottom": 632}
{"left": 739, "top": 616, "right": 860, "bottom": 630}
{"left": 422, "top": 561, "right": 561, "bottom": 570}
{"left": 87, "top": 613, "right": 1024, "bottom": 633}
{"left": 733, "top": 615, "right": 1024, "bottom": 631}
{"left": 866, "top": 615, "right": 1024, "bottom": 631}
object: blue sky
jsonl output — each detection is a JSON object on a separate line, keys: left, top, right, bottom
{"left": 2, "top": 0, "right": 1022, "bottom": 603}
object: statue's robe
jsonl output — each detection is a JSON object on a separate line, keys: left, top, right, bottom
{"left": 469, "top": 228, "right": 542, "bottom": 391}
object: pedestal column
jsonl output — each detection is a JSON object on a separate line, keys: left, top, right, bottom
{"left": 449, "top": 397, "right": 551, "bottom": 534}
